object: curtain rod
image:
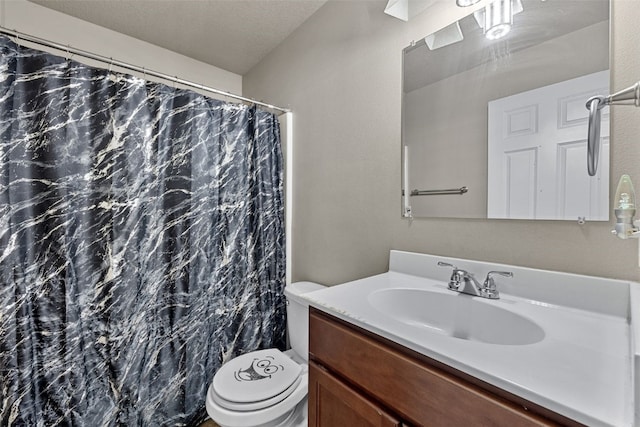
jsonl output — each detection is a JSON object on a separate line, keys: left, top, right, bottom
{"left": 0, "top": 26, "right": 291, "bottom": 115}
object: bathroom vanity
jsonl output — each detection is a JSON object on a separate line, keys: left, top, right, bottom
{"left": 304, "top": 251, "right": 636, "bottom": 426}
{"left": 309, "top": 308, "right": 572, "bottom": 426}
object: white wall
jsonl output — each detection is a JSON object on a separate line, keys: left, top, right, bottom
{"left": 244, "top": 0, "right": 640, "bottom": 284}
{"left": 3, "top": 0, "right": 242, "bottom": 95}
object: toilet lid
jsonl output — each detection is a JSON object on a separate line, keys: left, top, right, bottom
{"left": 213, "top": 349, "right": 302, "bottom": 404}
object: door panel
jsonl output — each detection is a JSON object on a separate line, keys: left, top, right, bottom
{"left": 488, "top": 70, "right": 609, "bottom": 220}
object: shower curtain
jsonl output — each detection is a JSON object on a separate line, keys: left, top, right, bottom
{"left": 0, "top": 36, "right": 286, "bottom": 426}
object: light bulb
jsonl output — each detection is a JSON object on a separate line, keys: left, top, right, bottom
{"left": 612, "top": 174, "right": 639, "bottom": 239}
{"left": 475, "top": 0, "right": 523, "bottom": 40}
{"left": 485, "top": 0, "right": 513, "bottom": 40}
{"left": 614, "top": 175, "right": 636, "bottom": 210}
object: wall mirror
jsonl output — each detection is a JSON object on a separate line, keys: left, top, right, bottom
{"left": 402, "top": 0, "right": 610, "bottom": 220}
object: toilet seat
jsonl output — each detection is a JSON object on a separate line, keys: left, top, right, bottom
{"left": 206, "top": 349, "right": 309, "bottom": 427}
{"left": 211, "top": 374, "right": 302, "bottom": 411}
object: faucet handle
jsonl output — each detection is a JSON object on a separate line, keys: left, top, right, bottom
{"left": 482, "top": 271, "right": 513, "bottom": 299}
{"left": 437, "top": 261, "right": 456, "bottom": 269}
{"left": 486, "top": 271, "right": 514, "bottom": 279}
{"left": 438, "top": 261, "right": 462, "bottom": 290}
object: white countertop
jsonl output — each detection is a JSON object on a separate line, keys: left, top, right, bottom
{"left": 303, "top": 251, "right": 635, "bottom": 427}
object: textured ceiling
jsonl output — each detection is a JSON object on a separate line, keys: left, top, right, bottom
{"left": 27, "top": 0, "right": 327, "bottom": 75}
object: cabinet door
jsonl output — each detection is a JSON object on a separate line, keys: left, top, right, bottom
{"left": 309, "top": 361, "right": 402, "bottom": 427}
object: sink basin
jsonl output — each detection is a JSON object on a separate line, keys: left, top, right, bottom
{"left": 367, "top": 288, "right": 544, "bottom": 345}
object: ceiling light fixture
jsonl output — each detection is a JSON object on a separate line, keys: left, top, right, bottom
{"left": 384, "top": 0, "right": 437, "bottom": 22}
{"left": 473, "top": 0, "right": 523, "bottom": 41}
{"left": 424, "top": 21, "right": 464, "bottom": 50}
{"left": 456, "top": 0, "right": 481, "bottom": 6}
{"left": 485, "top": 0, "right": 513, "bottom": 39}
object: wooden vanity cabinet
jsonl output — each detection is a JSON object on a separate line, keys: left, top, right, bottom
{"left": 308, "top": 308, "right": 582, "bottom": 427}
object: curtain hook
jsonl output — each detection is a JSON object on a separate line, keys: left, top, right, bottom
{"left": 142, "top": 67, "right": 146, "bottom": 81}
{"left": 108, "top": 57, "right": 113, "bottom": 73}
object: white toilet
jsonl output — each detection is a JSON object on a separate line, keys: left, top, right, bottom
{"left": 205, "top": 281, "right": 325, "bottom": 427}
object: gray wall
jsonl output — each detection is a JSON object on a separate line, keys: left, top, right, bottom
{"left": 5, "top": 0, "right": 242, "bottom": 96}
{"left": 244, "top": 0, "right": 640, "bottom": 285}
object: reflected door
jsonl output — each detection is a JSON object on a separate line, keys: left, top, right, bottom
{"left": 487, "top": 70, "right": 610, "bottom": 220}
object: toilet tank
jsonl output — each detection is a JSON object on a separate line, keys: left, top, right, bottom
{"left": 284, "top": 281, "right": 326, "bottom": 361}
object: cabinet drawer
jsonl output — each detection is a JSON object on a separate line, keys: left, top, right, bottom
{"left": 309, "top": 308, "right": 578, "bottom": 427}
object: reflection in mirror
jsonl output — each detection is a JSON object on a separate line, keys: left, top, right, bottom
{"left": 402, "top": 0, "right": 610, "bottom": 220}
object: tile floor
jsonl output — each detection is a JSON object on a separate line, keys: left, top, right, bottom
{"left": 198, "top": 419, "right": 219, "bottom": 427}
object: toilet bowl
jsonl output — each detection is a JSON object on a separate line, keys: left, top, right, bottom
{"left": 205, "top": 281, "right": 325, "bottom": 427}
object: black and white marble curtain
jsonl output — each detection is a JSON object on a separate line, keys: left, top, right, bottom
{"left": 0, "top": 36, "right": 286, "bottom": 426}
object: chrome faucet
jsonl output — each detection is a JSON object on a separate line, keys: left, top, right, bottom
{"left": 437, "top": 262, "right": 483, "bottom": 295}
{"left": 437, "top": 262, "right": 513, "bottom": 299}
